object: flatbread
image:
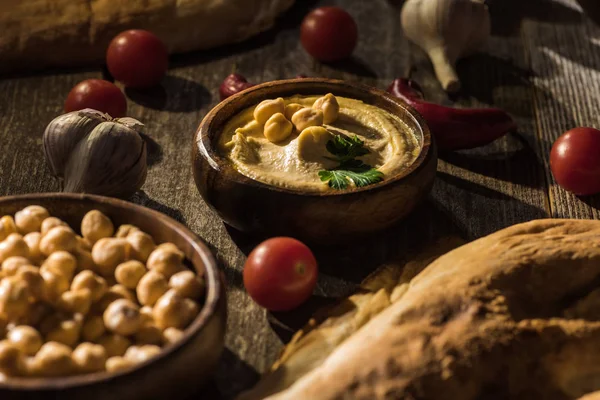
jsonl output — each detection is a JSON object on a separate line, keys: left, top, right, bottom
{"left": 0, "top": 0, "right": 294, "bottom": 74}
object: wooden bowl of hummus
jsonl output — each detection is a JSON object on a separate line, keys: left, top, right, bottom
{"left": 193, "top": 78, "right": 436, "bottom": 243}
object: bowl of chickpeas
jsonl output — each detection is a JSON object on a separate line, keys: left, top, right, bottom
{"left": 0, "top": 193, "right": 226, "bottom": 400}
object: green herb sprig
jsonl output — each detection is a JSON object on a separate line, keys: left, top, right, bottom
{"left": 319, "top": 135, "right": 384, "bottom": 190}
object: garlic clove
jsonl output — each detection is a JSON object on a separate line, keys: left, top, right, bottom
{"left": 63, "top": 120, "right": 147, "bottom": 198}
{"left": 43, "top": 109, "right": 108, "bottom": 177}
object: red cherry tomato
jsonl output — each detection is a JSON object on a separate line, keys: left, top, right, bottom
{"left": 243, "top": 237, "right": 318, "bottom": 312}
{"left": 64, "top": 79, "right": 127, "bottom": 117}
{"left": 300, "top": 7, "right": 358, "bottom": 62}
{"left": 106, "top": 30, "right": 168, "bottom": 88}
{"left": 550, "top": 127, "right": 600, "bottom": 195}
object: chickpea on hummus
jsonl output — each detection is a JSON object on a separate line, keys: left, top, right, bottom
{"left": 218, "top": 93, "right": 420, "bottom": 192}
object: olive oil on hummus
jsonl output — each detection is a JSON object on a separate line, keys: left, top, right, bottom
{"left": 218, "top": 95, "right": 420, "bottom": 192}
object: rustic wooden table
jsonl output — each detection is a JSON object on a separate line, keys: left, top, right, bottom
{"left": 1, "top": 0, "right": 599, "bottom": 398}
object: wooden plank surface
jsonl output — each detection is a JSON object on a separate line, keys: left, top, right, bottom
{"left": 0, "top": 0, "right": 598, "bottom": 398}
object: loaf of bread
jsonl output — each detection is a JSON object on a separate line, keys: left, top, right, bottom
{"left": 0, "top": 0, "right": 294, "bottom": 74}
{"left": 259, "top": 219, "right": 600, "bottom": 399}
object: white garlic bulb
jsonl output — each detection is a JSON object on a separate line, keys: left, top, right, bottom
{"left": 43, "top": 109, "right": 147, "bottom": 198}
{"left": 401, "top": 0, "right": 491, "bottom": 92}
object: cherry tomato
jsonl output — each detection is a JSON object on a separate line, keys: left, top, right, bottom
{"left": 106, "top": 30, "right": 168, "bottom": 88}
{"left": 243, "top": 237, "right": 318, "bottom": 312}
{"left": 550, "top": 127, "right": 600, "bottom": 195}
{"left": 300, "top": 7, "right": 358, "bottom": 62}
{"left": 64, "top": 79, "right": 127, "bottom": 117}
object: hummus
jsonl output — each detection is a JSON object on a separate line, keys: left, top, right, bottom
{"left": 218, "top": 95, "right": 420, "bottom": 192}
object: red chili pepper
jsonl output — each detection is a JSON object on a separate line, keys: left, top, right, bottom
{"left": 386, "top": 78, "right": 517, "bottom": 151}
{"left": 219, "top": 74, "right": 255, "bottom": 100}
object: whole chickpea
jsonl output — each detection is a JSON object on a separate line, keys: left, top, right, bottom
{"left": 39, "top": 226, "right": 78, "bottom": 256}
{"left": 28, "top": 341, "right": 74, "bottom": 377}
{"left": 0, "top": 216, "right": 17, "bottom": 241}
{"left": 94, "top": 284, "right": 135, "bottom": 313}
{"left": 72, "top": 342, "right": 107, "bottom": 373}
{"left": 81, "top": 210, "right": 114, "bottom": 244}
{"left": 115, "top": 224, "right": 140, "bottom": 238}
{"left": 45, "top": 319, "right": 81, "bottom": 347}
{"left": 41, "top": 251, "right": 77, "bottom": 281}
{"left": 115, "top": 260, "right": 146, "bottom": 289}
{"left": 15, "top": 206, "right": 50, "bottom": 234}
{"left": 23, "top": 232, "right": 42, "bottom": 263}
{"left": 1, "top": 256, "right": 30, "bottom": 277}
{"left": 7, "top": 325, "right": 42, "bottom": 356}
{"left": 153, "top": 289, "right": 199, "bottom": 330}
{"left": 40, "top": 269, "right": 70, "bottom": 302}
{"left": 76, "top": 236, "right": 93, "bottom": 252}
{"left": 136, "top": 271, "right": 168, "bottom": 306}
{"left": 105, "top": 356, "right": 134, "bottom": 373}
{"left": 135, "top": 324, "right": 163, "bottom": 345}
{"left": 40, "top": 217, "right": 67, "bottom": 237}
{"left": 169, "top": 270, "right": 205, "bottom": 300}
{"left": 98, "top": 334, "right": 131, "bottom": 357}
{"left": 162, "top": 327, "right": 184, "bottom": 345}
{"left": 124, "top": 345, "right": 161, "bottom": 363}
{"left": 0, "top": 276, "right": 31, "bottom": 321}
{"left": 57, "top": 289, "right": 92, "bottom": 315}
{"left": 103, "top": 299, "right": 141, "bottom": 336}
{"left": 0, "top": 233, "right": 30, "bottom": 264}
{"left": 81, "top": 315, "right": 105, "bottom": 342}
{"left": 74, "top": 248, "right": 96, "bottom": 273}
{"left": 71, "top": 270, "right": 107, "bottom": 302}
{"left": 126, "top": 231, "right": 156, "bottom": 263}
{"left": 146, "top": 244, "right": 185, "bottom": 279}
{"left": 16, "top": 265, "right": 44, "bottom": 300}
{"left": 92, "top": 238, "right": 131, "bottom": 277}
{"left": 0, "top": 340, "right": 24, "bottom": 376}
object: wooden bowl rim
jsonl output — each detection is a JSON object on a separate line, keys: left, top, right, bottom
{"left": 0, "top": 193, "right": 223, "bottom": 391}
{"left": 195, "top": 78, "right": 433, "bottom": 197}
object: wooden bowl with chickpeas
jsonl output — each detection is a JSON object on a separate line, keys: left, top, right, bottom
{"left": 0, "top": 193, "right": 226, "bottom": 400}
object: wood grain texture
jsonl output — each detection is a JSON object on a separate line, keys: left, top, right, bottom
{"left": 0, "top": 0, "right": 596, "bottom": 398}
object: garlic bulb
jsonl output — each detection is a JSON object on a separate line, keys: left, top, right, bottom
{"left": 43, "top": 109, "right": 147, "bottom": 198}
{"left": 401, "top": 0, "right": 491, "bottom": 92}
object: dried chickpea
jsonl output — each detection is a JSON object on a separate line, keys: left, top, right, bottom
{"left": 15, "top": 206, "right": 49, "bottom": 234}
{"left": 135, "top": 324, "right": 163, "bottom": 345}
{"left": 23, "top": 232, "right": 42, "bottom": 263}
{"left": 0, "top": 276, "right": 31, "bottom": 321}
{"left": 153, "top": 290, "right": 199, "bottom": 330}
{"left": 7, "top": 325, "right": 42, "bottom": 356}
{"left": 146, "top": 244, "right": 185, "bottom": 279}
{"left": 126, "top": 231, "right": 156, "bottom": 263}
{"left": 105, "top": 356, "right": 134, "bottom": 372}
{"left": 28, "top": 341, "right": 74, "bottom": 377}
{"left": 39, "top": 226, "right": 77, "bottom": 256}
{"left": 40, "top": 217, "right": 67, "bottom": 237}
{"left": 124, "top": 345, "right": 161, "bottom": 363}
{"left": 103, "top": 299, "right": 141, "bottom": 336}
{"left": 16, "top": 266, "right": 44, "bottom": 300}
{"left": 115, "top": 260, "right": 146, "bottom": 289}
{"left": 0, "top": 216, "right": 17, "bottom": 241}
{"left": 46, "top": 319, "right": 81, "bottom": 347}
{"left": 0, "top": 340, "right": 24, "bottom": 375}
{"left": 115, "top": 224, "right": 140, "bottom": 238}
{"left": 0, "top": 233, "right": 30, "bottom": 264}
{"left": 169, "top": 270, "right": 205, "bottom": 300}
{"left": 72, "top": 342, "right": 107, "bottom": 373}
{"left": 162, "top": 327, "right": 184, "bottom": 345}
{"left": 74, "top": 248, "right": 96, "bottom": 273}
{"left": 57, "top": 289, "right": 92, "bottom": 315}
{"left": 92, "top": 238, "right": 130, "bottom": 277}
{"left": 253, "top": 97, "right": 285, "bottom": 124}
{"left": 40, "top": 269, "right": 70, "bottom": 302}
{"left": 81, "top": 315, "right": 105, "bottom": 342}
{"left": 71, "top": 270, "right": 107, "bottom": 302}
{"left": 81, "top": 210, "right": 114, "bottom": 244}
{"left": 41, "top": 251, "right": 77, "bottom": 281}
{"left": 94, "top": 284, "right": 136, "bottom": 313}
{"left": 98, "top": 334, "right": 131, "bottom": 357}
{"left": 76, "top": 236, "right": 93, "bottom": 252}
{"left": 136, "top": 271, "right": 168, "bottom": 306}
{"left": 1, "top": 256, "right": 30, "bottom": 277}
{"left": 139, "top": 306, "right": 153, "bottom": 322}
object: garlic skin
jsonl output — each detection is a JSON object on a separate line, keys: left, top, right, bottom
{"left": 401, "top": 0, "right": 491, "bottom": 92}
{"left": 43, "top": 109, "right": 147, "bottom": 198}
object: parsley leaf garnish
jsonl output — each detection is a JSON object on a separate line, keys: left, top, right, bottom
{"left": 319, "top": 135, "right": 384, "bottom": 190}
